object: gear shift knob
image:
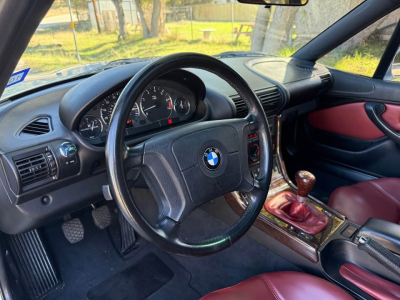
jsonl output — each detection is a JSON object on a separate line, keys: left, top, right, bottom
{"left": 295, "top": 171, "right": 316, "bottom": 203}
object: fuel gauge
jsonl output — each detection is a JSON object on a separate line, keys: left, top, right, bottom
{"left": 174, "top": 97, "right": 190, "bottom": 116}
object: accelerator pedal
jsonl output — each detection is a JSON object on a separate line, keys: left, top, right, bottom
{"left": 61, "top": 218, "right": 84, "bottom": 244}
{"left": 7, "top": 229, "right": 62, "bottom": 299}
{"left": 119, "top": 212, "right": 138, "bottom": 256}
{"left": 92, "top": 205, "right": 112, "bottom": 230}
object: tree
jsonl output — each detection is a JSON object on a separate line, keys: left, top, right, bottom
{"left": 135, "top": 0, "right": 151, "bottom": 38}
{"left": 251, "top": 7, "right": 271, "bottom": 52}
{"left": 150, "top": 0, "right": 162, "bottom": 37}
{"left": 111, "top": 0, "right": 127, "bottom": 41}
{"left": 261, "top": 6, "right": 299, "bottom": 54}
{"left": 135, "top": 0, "right": 165, "bottom": 39}
{"left": 92, "top": 0, "right": 102, "bottom": 34}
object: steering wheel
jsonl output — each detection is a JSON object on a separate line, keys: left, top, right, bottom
{"left": 106, "top": 53, "right": 273, "bottom": 256}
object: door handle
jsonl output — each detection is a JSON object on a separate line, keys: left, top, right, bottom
{"left": 365, "top": 102, "right": 400, "bottom": 145}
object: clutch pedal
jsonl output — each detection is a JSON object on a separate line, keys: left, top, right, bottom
{"left": 92, "top": 205, "right": 112, "bottom": 230}
{"left": 61, "top": 218, "right": 84, "bottom": 244}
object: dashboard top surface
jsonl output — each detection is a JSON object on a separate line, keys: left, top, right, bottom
{"left": 0, "top": 56, "right": 328, "bottom": 154}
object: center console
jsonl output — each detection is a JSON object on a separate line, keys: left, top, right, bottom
{"left": 226, "top": 116, "right": 346, "bottom": 263}
{"left": 225, "top": 116, "right": 400, "bottom": 299}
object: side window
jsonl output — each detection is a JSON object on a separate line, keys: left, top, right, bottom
{"left": 318, "top": 8, "right": 400, "bottom": 78}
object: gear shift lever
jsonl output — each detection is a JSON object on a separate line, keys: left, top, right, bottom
{"left": 264, "top": 169, "right": 328, "bottom": 234}
{"left": 290, "top": 171, "right": 316, "bottom": 221}
{"left": 295, "top": 171, "right": 316, "bottom": 203}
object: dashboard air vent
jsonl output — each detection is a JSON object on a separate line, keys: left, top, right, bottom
{"left": 231, "top": 86, "right": 282, "bottom": 118}
{"left": 15, "top": 154, "right": 50, "bottom": 187}
{"left": 320, "top": 74, "right": 332, "bottom": 87}
{"left": 20, "top": 118, "right": 51, "bottom": 137}
{"left": 231, "top": 95, "right": 248, "bottom": 118}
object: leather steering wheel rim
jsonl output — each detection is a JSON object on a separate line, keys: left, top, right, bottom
{"left": 106, "top": 53, "right": 273, "bottom": 256}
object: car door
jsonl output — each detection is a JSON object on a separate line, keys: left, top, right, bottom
{"left": 283, "top": 14, "right": 400, "bottom": 199}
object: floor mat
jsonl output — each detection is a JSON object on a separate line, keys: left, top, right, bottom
{"left": 87, "top": 253, "right": 173, "bottom": 300}
{"left": 42, "top": 203, "right": 300, "bottom": 299}
{"left": 42, "top": 208, "right": 199, "bottom": 300}
{"left": 177, "top": 208, "right": 302, "bottom": 295}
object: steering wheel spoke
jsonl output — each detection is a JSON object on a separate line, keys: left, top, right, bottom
{"left": 155, "top": 217, "right": 181, "bottom": 241}
{"left": 123, "top": 144, "right": 144, "bottom": 170}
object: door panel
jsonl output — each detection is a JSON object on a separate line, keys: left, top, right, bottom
{"left": 308, "top": 102, "right": 400, "bottom": 140}
{"left": 284, "top": 69, "right": 400, "bottom": 197}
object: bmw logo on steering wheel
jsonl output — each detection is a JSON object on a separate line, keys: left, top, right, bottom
{"left": 203, "top": 147, "right": 221, "bottom": 170}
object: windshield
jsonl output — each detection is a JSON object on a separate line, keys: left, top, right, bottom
{"left": 2, "top": 0, "right": 362, "bottom": 100}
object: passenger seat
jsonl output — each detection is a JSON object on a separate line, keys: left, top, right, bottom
{"left": 328, "top": 178, "right": 400, "bottom": 225}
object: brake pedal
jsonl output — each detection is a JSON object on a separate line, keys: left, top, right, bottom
{"left": 92, "top": 205, "right": 112, "bottom": 230}
{"left": 61, "top": 218, "right": 84, "bottom": 244}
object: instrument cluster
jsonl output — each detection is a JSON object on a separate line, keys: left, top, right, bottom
{"left": 79, "top": 79, "right": 196, "bottom": 145}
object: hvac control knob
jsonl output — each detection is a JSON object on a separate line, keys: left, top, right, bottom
{"left": 60, "top": 142, "right": 77, "bottom": 158}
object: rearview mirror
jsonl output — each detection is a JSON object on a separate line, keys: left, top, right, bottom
{"left": 237, "top": 0, "right": 308, "bottom": 6}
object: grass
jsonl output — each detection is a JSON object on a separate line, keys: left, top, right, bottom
{"left": 22, "top": 21, "right": 251, "bottom": 74}
{"left": 21, "top": 19, "right": 389, "bottom": 79}
{"left": 334, "top": 51, "right": 380, "bottom": 77}
{"left": 317, "top": 40, "right": 389, "bottom": 77}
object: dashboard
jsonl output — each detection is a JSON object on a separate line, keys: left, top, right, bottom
{"left": 79, "top": 79, "right": 197, "bottom": 145}
{"left": 0, "top": 56, "right": 332, "bottom": 235}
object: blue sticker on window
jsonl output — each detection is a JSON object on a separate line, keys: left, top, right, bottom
{"left": 7, "top": 68, "right": 30, "bottom": 87}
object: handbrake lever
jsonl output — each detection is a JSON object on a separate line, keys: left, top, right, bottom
{"left": 358, "top": 236, "right": 400, "bottom": 276}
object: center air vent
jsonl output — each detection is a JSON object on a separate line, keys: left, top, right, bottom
{"left": 231, "top": 86, "right": 283, "bottom": 118}
{"left": 320, "top": 74, "right": 333, "bottom": 87}
{"left": 20, "top": 118, "right": 51, "bottom": 137}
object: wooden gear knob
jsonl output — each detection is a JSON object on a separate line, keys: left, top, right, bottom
{"left": 295, "top": 170, "right": 316, "bottom": 198}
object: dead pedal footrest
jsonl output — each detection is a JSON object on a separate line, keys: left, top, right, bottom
{"left": 7, "top": 229, "right": 62, "bottom": 299}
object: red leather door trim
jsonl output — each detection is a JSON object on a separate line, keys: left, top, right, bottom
{"left": 308, "top": 102, "right": 400, "bottom": 140}
{"left": 340, "top": 263, "right": 400, "bottom": 300}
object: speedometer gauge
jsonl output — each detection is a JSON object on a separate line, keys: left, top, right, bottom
{"left": 140, "top": 86, "right": 172, "bottom": 122}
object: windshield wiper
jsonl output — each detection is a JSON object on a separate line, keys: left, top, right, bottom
{"left": 214, "top": 51, "right": 270, "bottom": 59}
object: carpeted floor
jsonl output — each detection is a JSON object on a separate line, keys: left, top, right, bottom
{"left": 42, "top": 203, "right": 301, "bottom": 300}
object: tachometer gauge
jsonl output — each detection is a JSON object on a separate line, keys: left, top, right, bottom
{"left": 79, "top": 115, "right": 103, "bottom": 140}
{"left": 140, "top": 86, "right": 172, "bottom": 122}
{"left": 174, "top": 97, "right": 190, "bottom": 115}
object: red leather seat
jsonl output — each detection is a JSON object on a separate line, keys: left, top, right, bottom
{"left": 329, "top": 178, "right": 400, "bottom": 225}
{"left": 200, "top": 271, "right": 353, "bottom": 300}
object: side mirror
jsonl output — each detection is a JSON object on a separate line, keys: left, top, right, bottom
{"left": 237, "top": 0, "right": 307, "bottom": 6}
{"left": 385, "top": 48, "right": 400, "bottom": 81}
